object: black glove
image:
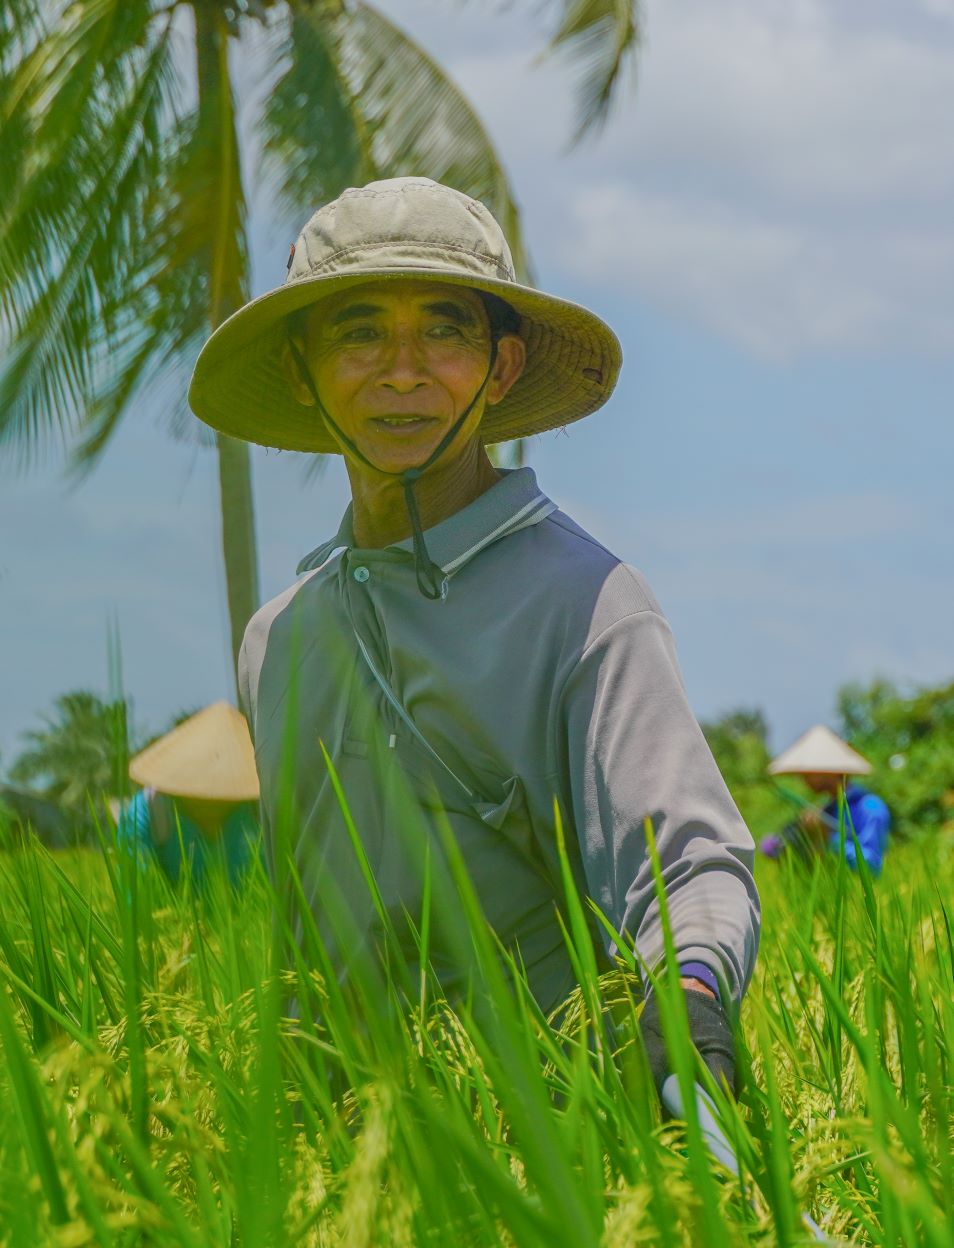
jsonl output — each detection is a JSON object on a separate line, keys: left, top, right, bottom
{"left": 639, "top": 988, "right": 738, "bottom": 1097}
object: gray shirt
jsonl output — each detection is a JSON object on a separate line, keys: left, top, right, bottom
{"left": 239, "top": 467, "right": 760, "bottom": 1011}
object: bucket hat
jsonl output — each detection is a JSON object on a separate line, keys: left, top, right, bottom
{"left": 128, "top": 702, "right": 260, "bottom": 801}
{"left": 188, "top": 177, "right": 621, "bottom": 453}
{"left": 768, "top": 725, "right": 872, "bottom": 777}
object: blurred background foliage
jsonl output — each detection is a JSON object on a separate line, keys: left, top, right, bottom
{"left": 5, "top": 691, "right": 130, "bottom": 815}
{"left": 698, "top": 708, "right": 795, "bottom": 843}
{"left": 836, "top": 678, "right": 954, "bottom": 842}
{"left": 700, "top": 677, "right": 954, "bottom": 845}
{"left": 0, "top": 691, "right": 131, "bottom": 846}
{"left": 3, "top": 674, "right": 952, "bottom": 851}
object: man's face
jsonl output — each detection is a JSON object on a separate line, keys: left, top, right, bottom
{"left": 289, "top": 279, "right": 525, "bottom": 475}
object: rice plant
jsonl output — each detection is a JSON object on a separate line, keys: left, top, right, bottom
{"left": 0, "top": 797, "right": 951, "bottom": 1246}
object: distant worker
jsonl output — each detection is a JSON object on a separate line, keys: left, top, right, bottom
{"left": 759, "top": 724, "right": 890, "bottom": 875}
{"left": 118, "top": 702, "right": 260, "bottom": 887}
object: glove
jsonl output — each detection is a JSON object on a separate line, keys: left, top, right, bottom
{"left": 639, "top": 988, "right": 738, "bottom": 1096}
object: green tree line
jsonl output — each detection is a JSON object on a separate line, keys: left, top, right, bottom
{"left": 700, "top": 679, "right": 954, "bottom": 843}
{"left": 3, "top": 674, "right": 952, "bottom": 846}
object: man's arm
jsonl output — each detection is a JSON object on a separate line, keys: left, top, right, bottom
{"left": 561, "top": 607, "right": 761, "bottom": 1004}
{"left": 560, "top": 606, "right": 759, "bottom": 1092}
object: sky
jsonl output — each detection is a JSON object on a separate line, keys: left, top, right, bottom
{"left": 2, "top": 0, "right": 953, "bottom": 767}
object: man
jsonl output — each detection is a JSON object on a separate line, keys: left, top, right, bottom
{"left": 118, "top": 702, "right": 260, "bottom": 887}
{"left": 761, "top": 724, "right": 890, "bottom": 875}
{"left": 189, "top": 177, "right": 760, "bottom": 1091}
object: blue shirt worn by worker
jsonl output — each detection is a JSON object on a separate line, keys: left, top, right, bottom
{"left": 117, "top": 790, "right": 260, "bottom": 887}
{"left": 831, "top": 784, "right": 890, "bottom": 874}
{"left": 760, "top": 784, "right": 890, "bottom": 875}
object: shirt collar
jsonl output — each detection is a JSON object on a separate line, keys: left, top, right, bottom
{"left": 297, "top": 466, "right": 556, "bottom": 577}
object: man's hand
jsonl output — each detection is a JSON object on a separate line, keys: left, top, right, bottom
{"left": 638, "top": 984, "right": 737, "bottom": 1096}
{"left": 679, "top": 975, "right": 715, "bottom": 999}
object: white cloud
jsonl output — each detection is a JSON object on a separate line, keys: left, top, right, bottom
{"left": 916, "top": 0, "right": 954, "bottom": 20}
{"left": 562, "top": 185, "right": 954, "bottom": 356}
{"left": 626, "top": 1, "right": 954, "bottom": 207}
{"left": 651, "top": 492, "right": 923, "bottom": 550}
{"left": 400, "top": 0, "right": 954, "bottom": 358}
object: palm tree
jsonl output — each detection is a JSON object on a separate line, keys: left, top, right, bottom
{"left": 7, "top": 690, "right": 131, "bottom": 817}
{"left": 0, "top": 0, "right": 638, "bottom": 687}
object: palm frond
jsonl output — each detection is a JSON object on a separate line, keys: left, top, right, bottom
{"left": 0, "top": 1, "right": 252, "bottom": 470}
{"left": 71, "top": 91, "right": 245, "bottom": 472}
{"left": 295, "top": 450, "right": 329, "bottom": 485}
{"left": 260, "top": 2, "right": 369, "bottom": 226}
{"left": 350, "top": 0, "right": 531, "bottom": 281}
{"left": 8, "top": 690, "right": 130, "bottom": 811}
{"left": 263, "top": 0, "right": 531, "bottom": 281}
{"left": 0, "top": 6, "right": 178, "bottom": 466}
{"left": 114, "top": 5, "right": 255, "bottom": 457}
{"left": 0, "top": 0, "right": 44, "bottom": 43}
{"left": 545, "top": 0, "right": 640, "bottom": 143}
{"left": 190, "top": 4, "right": 250, "bottom": 329}
{"left": 14, "top": 1, "right": 159, "bottom": 157}
{"left": 71, "top": 307, "right": 203, "bottom": 472}
{"left": 0, "top": 0, "right": 45, "bottom": 192}
{"left": 0, "top": 1, "right": 163, "bottom": 251}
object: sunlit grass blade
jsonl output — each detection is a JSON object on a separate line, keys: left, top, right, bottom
{"left": 640, "top": 813, "right": 730, "bottom": 1240}
{"left": 0, "top": 986, "right": 70, "bottom": 1226}
{"left": 0, "top": 751, "right": 950, "bottom": 1244}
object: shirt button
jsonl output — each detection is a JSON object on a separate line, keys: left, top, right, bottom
{"left": 353, "top": 565, "right": 370, "bottom": 583}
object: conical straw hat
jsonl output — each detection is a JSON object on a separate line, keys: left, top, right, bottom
{"left": 129, "top": 702, "right": 260, "bottom": 801}
{"left": 768, "top": 724, "right": 872, "bottom": 777}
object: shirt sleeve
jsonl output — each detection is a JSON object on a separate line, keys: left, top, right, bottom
{"left": 116, "top": 790, "right": 153, "bottom": 869}
{"left": 560, "top": 608, "right": 761, "bottom": 1002}
{"left": 237, "top": 629, "right": 274, "bottom": 876}
{"left": 237, "top": 633, "right": 253, "bottom": 727}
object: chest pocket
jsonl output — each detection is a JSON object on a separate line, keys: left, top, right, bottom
{"left": 352, "top": 630, "right": 551, "bottom": 892}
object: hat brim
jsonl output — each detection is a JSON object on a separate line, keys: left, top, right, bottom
{"left": 188, "top": 267, "right": 622, "bottom": 453}
{"left": 768, "top": 761, "right": 872, "bottom": 777}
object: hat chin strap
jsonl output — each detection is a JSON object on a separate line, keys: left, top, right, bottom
{"left": 287, "top": 336, "right": 498, "bottom": 600}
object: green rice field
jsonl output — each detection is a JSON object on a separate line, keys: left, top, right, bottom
{"left": 0, "top": 814, "right": 951, "bottom": 1246}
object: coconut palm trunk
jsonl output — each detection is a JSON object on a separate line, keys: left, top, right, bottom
{"left": 215, "top": 433, "right": 259, "bottom": 676}
{"left": 194, "top": 5, "right": 260, "bottom": 675}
